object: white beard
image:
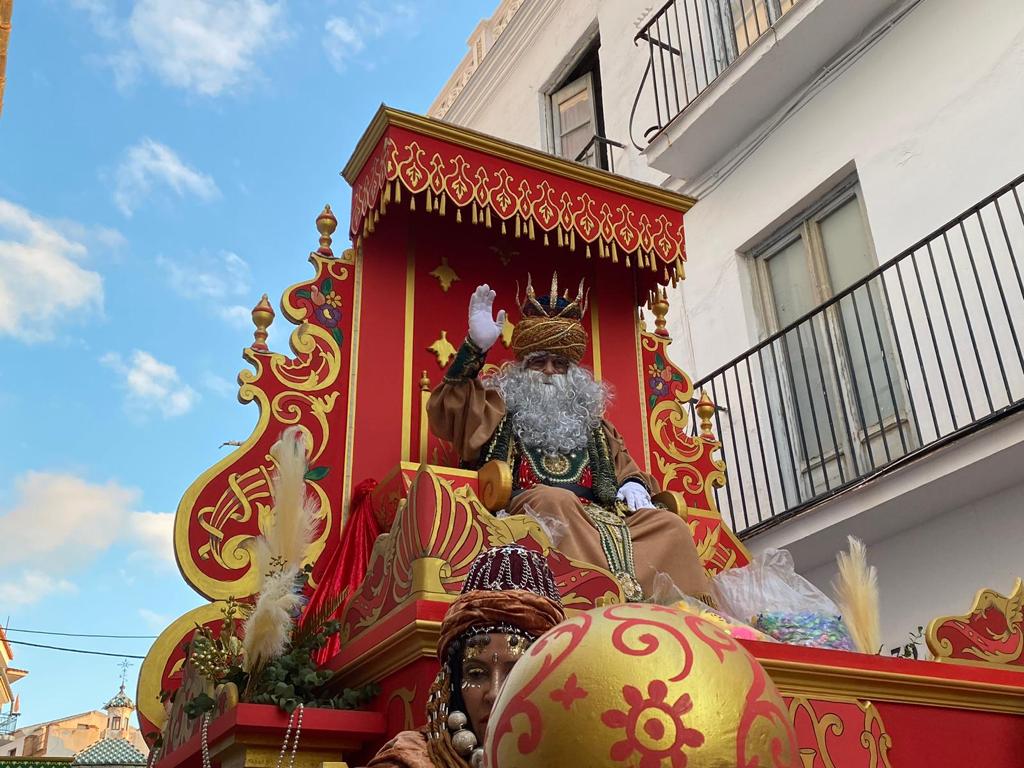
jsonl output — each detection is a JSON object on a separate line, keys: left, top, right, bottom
{"left": 484, "top": 363, "right": 611, "bottom": 455}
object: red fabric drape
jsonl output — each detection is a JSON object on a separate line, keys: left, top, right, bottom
{"left": 303, "top": 478, "right": 380, "bottom": 665}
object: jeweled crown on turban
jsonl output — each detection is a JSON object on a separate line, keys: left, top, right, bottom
{"left": 510, "top": 272, "right": 588, "bottom": 363}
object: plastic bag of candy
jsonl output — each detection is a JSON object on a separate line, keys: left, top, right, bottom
{"left": 651, "top": 572, "right": 774, "bottom": 643}
{"left": 711, "top": 549, "right": 854, "bottom": 651}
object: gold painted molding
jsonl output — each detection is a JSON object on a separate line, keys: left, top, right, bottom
{"left": 332, "top": 617, "right": 445, "bottom": 690}
{"left": 342, "top": 106, "right": 697, "bottom": 213}
{"left": 761, "top": 656, "right": 1024, "bottom": 715}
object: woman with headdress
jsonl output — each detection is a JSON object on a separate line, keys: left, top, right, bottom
{"left": 367, "top": 544, "right": 566, "bottom": 768}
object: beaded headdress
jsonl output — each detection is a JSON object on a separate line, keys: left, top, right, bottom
{"left": 510, "top": 272, "right": 589, "bottom": 363}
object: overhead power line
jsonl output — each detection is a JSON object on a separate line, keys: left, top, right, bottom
{"left": 4, "top": 639, "right": 146, "bottom": 659}
{"left": 5, "top": 627, "right": 157, "bottom": 640}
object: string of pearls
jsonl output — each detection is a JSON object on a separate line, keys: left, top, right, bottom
{"left": 275, "top": 704, "right": 305, "bottom": 768}
{"left": 200, "top": 713, "right": 211, "bottom": 768}
{"left": 199, "top": 703, "right": 304, "bottom": 768}
{"left": 146, "top": 734, "right": 164, "bottom": 768}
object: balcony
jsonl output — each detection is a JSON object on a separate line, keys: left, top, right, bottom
{"left": 688, "top": 174, "right": 1024, "bottom": 538}
{"left": 573, "top": 134, "right": 626, "bottom": 173}
{"left": 0, "top": 712, "right": 18, "bottom": 737}
{"left": 631, "top": 0, "right": 903, "bottom": 180}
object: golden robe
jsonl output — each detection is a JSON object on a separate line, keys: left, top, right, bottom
{"left": 427, "top": 376, "right": 711, "bottom": 600}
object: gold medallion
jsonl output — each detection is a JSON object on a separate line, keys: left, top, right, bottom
{"left": 541, "top": 453, "right": 570, "bottom": 475}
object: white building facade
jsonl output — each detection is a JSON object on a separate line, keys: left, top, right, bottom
{"left": 432, "top": 0, "right": 1024, "bottom": 650}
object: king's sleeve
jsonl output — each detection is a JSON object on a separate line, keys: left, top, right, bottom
{"left": 602, "top": 420, "right": 661, "bottom": 494}
{"left": 426, "top": 338, "right": 507, "bottom": 463}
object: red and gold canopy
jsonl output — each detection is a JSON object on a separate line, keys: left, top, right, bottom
{"left": 343, "top": 107, "right": 695, "bottom": 283}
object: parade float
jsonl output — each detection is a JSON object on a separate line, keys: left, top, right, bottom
{"left": 138, "top": 107, "right": 1024, "bottom": 767}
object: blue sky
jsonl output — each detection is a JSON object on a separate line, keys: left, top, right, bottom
{"left": 0, "top": 0, "right": 493, "bottom": 728}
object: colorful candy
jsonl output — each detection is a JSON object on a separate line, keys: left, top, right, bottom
{"left": 753, "top": 611, "right": 854, "bottom": 650}
{"left": 672, "top": 601, "right": 774, "bottom": 642}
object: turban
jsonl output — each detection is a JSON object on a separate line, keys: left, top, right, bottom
{"left": 437, "top": 588, "right": 566, "bottom": 663}
{"left": 510, "top": 317, "right": 588, "bottom": 363}
{"left": 509, "top": 272, "right": 589, "bottom": 363}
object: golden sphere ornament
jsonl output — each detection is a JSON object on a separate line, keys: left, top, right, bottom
{"left": 484, "top": 603, "right": 798, "bottom": 768}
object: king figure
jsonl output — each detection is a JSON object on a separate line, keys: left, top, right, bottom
{"left": 427, "top": 274, "right": 711, "bottom": 602}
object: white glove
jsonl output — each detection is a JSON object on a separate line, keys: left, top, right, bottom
{"left": 616, "top": 482, "right": 652, "bottom": 513}
{"left": 467, "top": 283, "right": 507, "bottom": 352}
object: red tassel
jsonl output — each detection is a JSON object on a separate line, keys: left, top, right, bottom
{"left": 302, "top": 478, "right": 380, "bottom": 666}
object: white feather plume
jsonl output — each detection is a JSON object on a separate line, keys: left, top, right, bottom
{"left": 241, "top": 427, "right": 321, "bottom": 671}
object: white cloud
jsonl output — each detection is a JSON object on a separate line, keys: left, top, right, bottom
{"left": 0, "top": 471, "right": 175, "bottom": 607}
{"left": 218, "top": 304, "right": 253, "bottom": 329}
{"left": 0, "top": 199, "right": 107, "bottom": 342}
{"left": 72, "top": 0, "right": 287, "bottom": 96}
{"left": 156, "top": 250, "right": 250, "bottom": 301}
{"left": 0, "top": 472, "right": 140, "bottom": 567}
{"left": 202, "top": 372, "right": 238, "bottom": 398}
{"left": 131, "top": 0, "right": 286, "bottom": 95}
{"left": 127, "top": 511, "right": 176, "bottom": 568}
{"left": 323, "top": 2, "right": 418, "bottom": 72}
{"left": 156, "top": 251, "right": 254, "bottom": 330}
{"left": 114, "top": 138, "right": 219, "bottom": 217}
{"left": 138, "top": 607, "right": 172, "bottom": 630}
{"left": 0, "top": 571, "right": 77, "bottom": 607}
{"left": 69, "top": 0, "right": 120, "bottom": 39}
{"left": 101, "top": 349, "right": 199, "bottom": 418}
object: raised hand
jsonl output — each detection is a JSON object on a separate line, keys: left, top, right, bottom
{"left": 467, "top": 284, "right": 507, "bottom": 352}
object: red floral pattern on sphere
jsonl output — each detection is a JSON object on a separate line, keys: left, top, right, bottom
{"left": 484, "top": 603, "right": 798, "bottom": 768}
{"left": 601, "top": 680, "right": 705, "bottom": 767}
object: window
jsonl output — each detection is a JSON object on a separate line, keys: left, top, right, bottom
{"left": 548, "top": 45, "right": 608, "bottom": 170}
{"left": 754, "top": 181, "right": 915, "bottom": 494}
{"left": 111, "top": 717, "right": 121, "bottom": 730}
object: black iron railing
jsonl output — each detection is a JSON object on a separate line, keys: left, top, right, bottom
{"left": 631, "top": 0, "right": 798, "bottom": 148}
{"left": 689, "top": 174, "right": 1024, "bottom": 536}
{"left": 574, "top": 135, "right": 626, "bottom": 173}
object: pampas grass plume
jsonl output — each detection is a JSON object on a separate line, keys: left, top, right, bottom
{"left": 833, "top": 536, "right": 881, "bottom": 654}
{"left": 243, "top": 566, "right": 305, "bottom": 670}
{"left": 265, "top": 426, "right": 320, "bottom": 572}
{"left": 241, "top": 426, "right": 321, "bottom": 671}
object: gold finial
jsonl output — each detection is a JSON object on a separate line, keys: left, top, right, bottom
{"left": 251, "top": 294, "right": 275, "bottom": 352}
{"left": 695, "top": 390, "right": 717, "bottom": 437}
{"left": 419, "top": 370, "right": 431, "bottom": 391}
{"left": 316, "top": 204, "right": 338, "bottom": 257}
{"left": 549, "top": 271, "right": 559, "bottom": 308}
{"left": 649, "top": 286, "right": 670, "bottom": 337}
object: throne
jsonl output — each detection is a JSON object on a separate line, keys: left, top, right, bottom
{"left": 140, "top": 108, "right": 1024, "bottom": 768}
{"left": 138, "top": 106, "right": 744, "bottom": 753}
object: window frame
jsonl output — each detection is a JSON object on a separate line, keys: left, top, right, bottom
{"left": 544, "top": 43, "right": 608, "bottom": 170}
{"left": 550, "top": 71, "right": 598, "bottom": 164}
{"left": 750, "top": 180, "right": 914, "bottom": 491}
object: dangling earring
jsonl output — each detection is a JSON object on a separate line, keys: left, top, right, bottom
{"left": 446, "top": 710, "right": 482, "bottom": 765}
